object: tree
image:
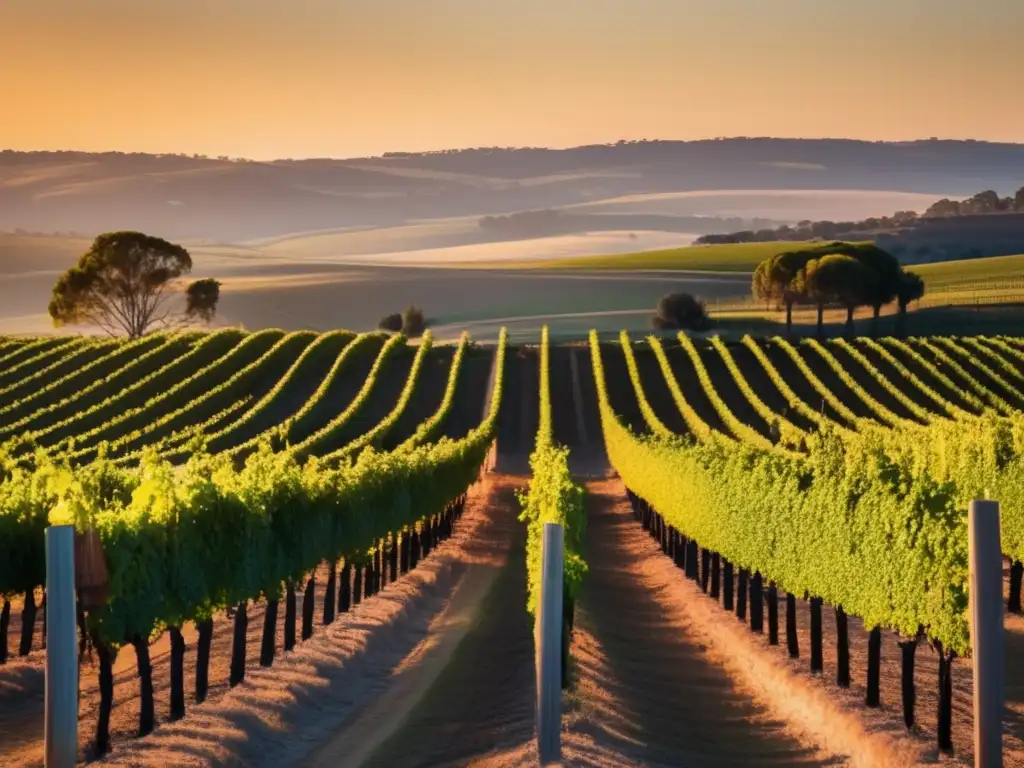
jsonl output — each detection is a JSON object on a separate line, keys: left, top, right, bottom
{"left": 751, "top": 250, "right": 815, "bottom": 336}
{"left": 895, "top": 270, "right": 925, "bottom": 337}
{"left": 379, "top": 312, "right": 403, "bottom": 332}
{"left": 848, "top": 244, "right": 901, "bottom": 336}
{"left": 401, "top": 305, "right": 426, "bottom": 337}
{"left": 652, "top": 292, "right": 710, "bottom": 331}
{"left": 1015, "top": 186, "right": 1024, "bottom": 212}
{"left": 49, "top": 231, "right": 219, "bottom": 338}
{"left": 800, "top": 255, "right": 871, "bottom": 337}
{"left": 962, "top": 190, "right": 1003, "bottom": 214}
{"left": 923, "top": 198, "right": 961, "bottom": 218}
{"left": 185, "top": 279, "right": 221, "bottom": 323}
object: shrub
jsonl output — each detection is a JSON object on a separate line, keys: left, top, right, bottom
{"left": 401, "top": 305, "right": 426, "bottom": 337}
{"left": 379, "top": 312, "right": 403, "bottom": 332}
{"left": 652, "top": 292, "right": 710, "bottom": 330}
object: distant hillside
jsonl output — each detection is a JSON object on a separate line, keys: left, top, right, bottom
{"left": 3, "top": 139, "right": 1024, "bottom": 241}
{"left": 693, "top": 185, "right": 1024, "bottom": 264}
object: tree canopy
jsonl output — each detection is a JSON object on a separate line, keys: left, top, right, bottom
{"left": 750, "top": 241, "right": 923, "bottom": 336}
{"left": 49, "top": 231, "right": 220, "bottom": 338}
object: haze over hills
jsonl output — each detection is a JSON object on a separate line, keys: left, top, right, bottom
{"left": 4, "top": 139, "right": 1024, "bottom": 242}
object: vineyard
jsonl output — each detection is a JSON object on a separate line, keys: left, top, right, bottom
{"left": 3, "top": 327, "right": 1024, "bottom": 765}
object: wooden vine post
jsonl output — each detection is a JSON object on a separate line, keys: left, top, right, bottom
{"left": 968, "top": 500, "right": 1003, "bottom": 768}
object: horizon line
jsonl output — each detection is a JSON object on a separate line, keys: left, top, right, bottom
{"left": 4, "top": 135, "right": 1024, "bottom": 164}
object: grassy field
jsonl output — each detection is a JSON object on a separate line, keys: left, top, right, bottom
{"left": 505, "top": 241, "right": 831, "bottom": 272}
{"left": 5, "top": 230, "right": 1024, "bottom": 340}
{"left": 913, "top": 252, "right": 1024, "bottom": 288}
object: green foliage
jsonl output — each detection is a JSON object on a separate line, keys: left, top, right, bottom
{"left": 653, "top": 293, "right": 710, "bottom": 331}
{"left": 60, "top": 330, "right": 290, "bottom": 464}
{"left": 378, "top": 313, "right": 403, "bottom": 332}
{"left": 590, "top": 330, "right": 970, "bottom": 655}
{"left": 49, "top": 231, "right": 218, "bottom": 338}
{"left": 289, "top": 333, "right": 406, "bottom": 460}
{"left": 396, "top": 333, "right": 470, "bottom": 451}
{"left": 518, "top": 326, "right": 586, "bottom": 619}
{"left": 710, "top": 336, "right": 808, "bottom": 448}
{"left": 185, "top": 279, "right": 221, "bottom": 324}
{"left": 325, "top": 331, "right": 435, "bottom": 463}
{"left": 0, "top": 327, "right": 509, "bottom": 647}
{"left": 281, "top": 332, "right": 387, "bottom": 447}
{"left": 401, "top": 306, "right": 426, "bottom": 338}
{"left": 28, "top": 330, "right": 246, "bottom": 451}
{"left": 750, "top": 241, "right": 921, "bottom": 327}
{"left": 0, "top": 335, "right": 162, "bottom": 424}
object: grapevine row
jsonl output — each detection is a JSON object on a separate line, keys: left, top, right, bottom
{"left": 590, "top": 330, "right": 969, "bottom": 655}
{"left": 0, "top": 337, "right": 117, "bottom": 410}
{"left": 289, "top": 333, "right": 406, "bottom": 460}
{"left": 66, "top": 330, "right": 307, "bottom": 463}
{"left": 323, "top": 331, "right": 438, "bottom": 464}
{"left": 518, "top": 327, "right": 585, "bottom": 688}
{"left": 913, "top": 337, "right": 1013, "bottom": 413}
{"left": 26, "top": 330, "right": 246, "bottom": 449}
{"left": 161, "top": 331, "right": 355, "bottom": 462}
{"left": 876, "top": 337, "right": 987, "bottom": 413}
{"left": 395, "top": 331, "right": 470, "bottom": 451}
{"left": 832, "top": 338, "right": 949, "bottom": 423}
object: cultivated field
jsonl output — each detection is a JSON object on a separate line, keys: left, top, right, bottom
{"left": 4, "top": 328, "right": 1024, "bottom": 766}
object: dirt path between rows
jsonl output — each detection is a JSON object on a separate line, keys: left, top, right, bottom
{"left": 564, "top": 478, "right": 842, "bottom": 767}
{"left": 83, "top": 471, "right": 529, "bottom": 768}
{"left": 309, "top": 475, "right": 534, "bottom": 768}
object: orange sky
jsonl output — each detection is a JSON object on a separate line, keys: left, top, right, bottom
{"left": 3, "top": 0, "right": 1023, "bottom": 159}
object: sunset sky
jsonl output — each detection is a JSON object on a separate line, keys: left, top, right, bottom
{"left": 3, "top": 0, "right": 1023, "bottom": 159}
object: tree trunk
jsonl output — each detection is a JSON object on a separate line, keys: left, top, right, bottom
{"left": 410, "top": 531, "right": 420, "bottom": 570}
{"left": 373, "top": 543, "right": 383, "bottom": 594}
{"left": 845, "top": 305, "right": 855, "bottom": 337}
{"left": 937, "top": 645, "right": 954, "bottom": 753}
{"left": 785, "top": 301, "right": 794, "bottom": 337}
{"left": 284, "top": 583, "right": 297, "bottom": 651}
{"left": 77, "top": 602, "right": 89, "bottom": 663}
{"left": 810, "top": 597, "right": 823, "bottom": 673}
{"left": 95, "top": 638, "right": 115, "bottom": 755}
{"left": 786, "top": 593, "right": 799, "bottom": 658}
{"left": 866, "top": 626, "right": 881, "bottom": 706}
{"left": 301, "top": 575, "right": 315, "bottom": 640}
{"left": 389, "top": 536, "right": 399, "bottom": 582}
{"left": 230, "top": 602, "right": 248, "bottom": 687}
{"left": 900, "top": 637, "right": 918, "bottom": 729}
{"left": 816, "top": 303, "right": 824, "bottom": 338}
{"left": 766, "top": 583, "right": 778, "bottom": 645}
{"left": 261, "top": 599, "right": 278, "bottom": 667}
{"left": 0, "top": 599, "right": 9, "bottom": 664}
{"left": 169, "top": 626, "right": 186, "bottom": 721}
{"left": 353, "top": 564, "right": 363, "bottom": 605}
{"left": 133, "top": 634, "right": 155, "bottom": 736}
{"left": 736, "top": 569, "right": 748, "bottom": 621}
{"left": 1009, "top": 560, "right": 1023, "bottom": 613}
{"left": 400, "top": 531, "right": 411, "bottom": 574}
{"left": 195, "top": 618, "right": 213, "bottom": 703}
{"left": 723, "top": 560, "right": 734, "bottom": 611}
{"left": 19, "top": 589, "right": 36, "bottom": 656}
{"left": 339, "top": 562, "right": 352, "bottom": 614}
{"left": 710, "top": 553, "right": 720, "bottom": 599}
{"left": 897, "top": 302, "right": 908, "bottom": 337}
{"left": 749, "top": 572, "right": 763, "bottom": 633}
{"left": 685, "top": 539, "right": 699, "bottom": 580}
{"left": 700, "top": 548, "right": 711, "bottom": 593}
{"left": 421, "top": 522, "right": 432, "bottom": 558}
{"left": 835, "top": 607, "right": 850, "bottom": 687}
{"left": 324, "top": 562, "right": 337, "bottom": 625}
{"left": 871, "top": 304, "right": 881, "bottom": 337}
